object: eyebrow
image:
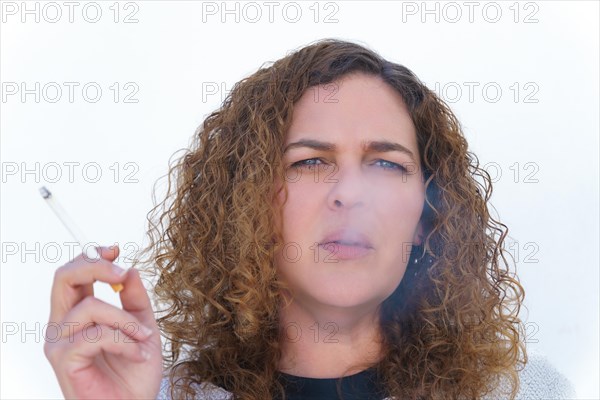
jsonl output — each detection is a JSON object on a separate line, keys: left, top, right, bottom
{"left": 283, "top": 138, "right": 416, "bottom": 161}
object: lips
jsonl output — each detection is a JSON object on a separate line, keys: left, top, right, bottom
{"left": 319, "top": 228, "right": 374, "bottom": 249}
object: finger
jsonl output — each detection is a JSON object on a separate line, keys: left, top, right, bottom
{"left": 96, "top": 244, "right": 120, "bottom": 262}
{"left": 118, "top": 268, "right": 157, "bottom": 331}
{"left": 55, "top": 323, "right": 150, "bottom": 368}
{"left": 49, "top": 247, "right": 128, "bottom": 323}
{"left": 60, "top": 296, "right": 154, "bottom": 342}
{"left": 71, "top": 246, "right": 121, "bottom": 298}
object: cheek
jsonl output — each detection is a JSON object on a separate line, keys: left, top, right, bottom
{"left": 273, "top": 184, "right": 308, "bottom": 242}
{"left": 380, "top": 179, "right": 422, "bottom": 205}
{"left": 279, "top": 185, "right": 315, "bottom": 232}
{"left": 376, "top": 184, "right": 424, "bottom": 234}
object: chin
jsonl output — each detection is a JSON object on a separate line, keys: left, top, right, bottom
{"left": 306, "top": 283, "right": 390, "bottom": 311}
{"left": 278, "top": 265, "right": 400, "bottom": 311}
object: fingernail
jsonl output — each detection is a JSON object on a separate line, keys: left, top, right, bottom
{"left": 140, "top": 325, "right": 153, "bottom": 337}
{"left": 113, "top": 265, "right": 128, "bottom": 276}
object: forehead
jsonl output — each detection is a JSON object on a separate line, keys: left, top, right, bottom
{"left": 286, "top": 73, "right": 417, "bottom": 147}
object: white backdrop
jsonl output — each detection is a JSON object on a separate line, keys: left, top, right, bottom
{"left": 1, "top": 1, "right": 598, "bottom": 398}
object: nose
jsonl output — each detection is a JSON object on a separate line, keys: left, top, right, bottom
{"left": 327, "top": 163, "right": 367, "bottom": 210}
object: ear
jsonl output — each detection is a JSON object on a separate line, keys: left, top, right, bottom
{"left": 413, "top": 221, "right": 424, "bottom": 246}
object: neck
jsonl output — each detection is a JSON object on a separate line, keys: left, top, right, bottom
{"left": 277, "top": 292, "right": 384, "bottom": 378}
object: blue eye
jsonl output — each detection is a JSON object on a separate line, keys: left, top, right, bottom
{"left": 290, "top": 158, "right": 408, "bottom": 173}
{"left": 290, "top": 158, "right": 324, "bottom": 169}
{"left": 375, "top": 159, "right": 408, "bottom": 173}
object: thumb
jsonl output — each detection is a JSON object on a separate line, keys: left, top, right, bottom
{"left": 119, "top": 268, "right": 156, "bottom": 328}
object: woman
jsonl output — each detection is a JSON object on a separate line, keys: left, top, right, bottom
{"left": 44, "top": 39, "right": 576, "bottom": 399}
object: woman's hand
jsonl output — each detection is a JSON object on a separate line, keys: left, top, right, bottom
{"left": 44, "top": 245, "right": 163, "bottom": 399}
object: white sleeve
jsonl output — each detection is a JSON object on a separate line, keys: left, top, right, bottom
{"left": 156, "top": 376, "right": 233, "bottom": 400}
{"left": 482, "top": 352, "right": 577, "bottom": 400}
{"left": 516, "top": 353, "right": 577, "bottom": 399}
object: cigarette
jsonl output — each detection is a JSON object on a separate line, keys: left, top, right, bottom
{"left": 39, "top": 186, "right": 124, "bottom": 293}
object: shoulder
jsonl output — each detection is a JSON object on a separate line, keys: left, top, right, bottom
{"left": 483, "top": 351, "right": 577, "bottom": 400}
{"left": 156, "top": 376, "right": 233, "bottom": 400}
{"left": 156, "top": 353, "right": 577, "bottom": 400}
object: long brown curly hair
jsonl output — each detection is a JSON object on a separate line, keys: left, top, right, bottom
{"left": 135, "top": 38, "right": 528, "bottom": 400}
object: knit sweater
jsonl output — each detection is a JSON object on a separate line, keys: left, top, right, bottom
{"left": 156, "top": 352, "right": 577, "bottom": 399}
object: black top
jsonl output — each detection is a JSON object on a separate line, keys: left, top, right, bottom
{"left": 275, "top": 367, "right": 389, "bottom": 400}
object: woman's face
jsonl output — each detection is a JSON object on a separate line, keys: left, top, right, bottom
{"left": 273, "top": 72, "right": 425, "bottom": 313}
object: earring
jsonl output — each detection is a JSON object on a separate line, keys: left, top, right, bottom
{"left": 412, "top": 249, "right": 435, "bottom": 277}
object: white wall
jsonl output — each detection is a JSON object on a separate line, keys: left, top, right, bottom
{"left": 1, "top": 1, "right": 598, "bottom": 398}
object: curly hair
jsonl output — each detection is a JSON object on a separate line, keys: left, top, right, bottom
{"left": 135, "top": 38, "right": 528, "bottom": 400}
